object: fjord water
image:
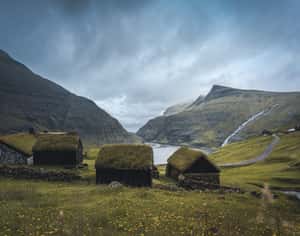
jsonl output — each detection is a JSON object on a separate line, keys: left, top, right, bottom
{"left": 283, "top": 191, "right": 300, "bottom": 200}
{"left": 148, "top": 143, "right": 180, "bottom": 165}
{"left": 149, "top": 143, "right": 213, "bottom": 165}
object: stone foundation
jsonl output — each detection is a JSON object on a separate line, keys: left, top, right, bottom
{"left": 0, "top": 143, "right": 28, "bottom": 165}
{"left": 178, "top": 173, "right": 220, "bottom": 190}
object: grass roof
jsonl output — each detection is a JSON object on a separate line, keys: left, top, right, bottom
{"left": 167, "top": 147, "right": 219, "bottom": 172}
{"left": 33, "top": 133, "right": 81, "bottom": 152}
{"left": 0, "top": 133, "right": 37, "bottom": 156}
{"left": 95, "top": 144, "right": 153, "bottom": 170}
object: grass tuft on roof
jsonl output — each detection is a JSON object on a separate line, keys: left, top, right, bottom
{"left": 95, "top": 144, "right": 153, "bottom": 170}
{"left": 168, "top": 147, "right": 219, "bottom": 172}
{"left": 33, "top": 133, "right": 80, "bottom": 152}
{"left": 0, "top": 133, "right": 37, "bottom": 156}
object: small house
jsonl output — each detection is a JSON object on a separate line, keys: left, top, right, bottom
{"left": 32, "top": 133, "right": 83, "bottom": 166}
{"left": 0, "top": 133, "right": 36, "bottom": 165}
{"left": 288, "top": 128, "right": 296, "bottom": 133}
{"left": 261, "top": 129, "right": 273, "bottom": 136}
{"left": 166, "top": 147, "right": 220, "bottom": 186}
{"left": 95, "top": 144, "right": 153, "bottom": 187}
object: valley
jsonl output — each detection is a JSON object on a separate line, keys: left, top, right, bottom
{"left": 1, "top": 51, "right": 300, "bottom": 235}
{"left": 1, "top": 1, "right": 300, "bottom": 235}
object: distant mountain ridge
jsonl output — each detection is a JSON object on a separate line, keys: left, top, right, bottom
{"left": 163, "top": 100, "right": 195, "bottom": 116}
{"left": 137, "top": 85, "right": 300, "bottom": 147}
{"left": 0, "top": 49, "right": 138, "bottom": 145}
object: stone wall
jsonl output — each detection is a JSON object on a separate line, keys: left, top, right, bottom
{"left": 0, "top": 165, "right": 81, "bottom": 182}
{"left": 0, "top": 143, "right": 28, "bottom": 165}
{"left": 178, "top": 173, "right": 220, "bottom": 190}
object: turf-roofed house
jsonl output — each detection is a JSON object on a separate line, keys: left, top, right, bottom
{"left": 166, "top": 147, "right": 220, "bottom": 186}
{"left": 95, "top": 144, "right": 153, "bottom": 187}
{"left": 0, "top": 133, "right": 36, "bottom": 165}
{"left": 32, "top": 132, "right": 83, "bottom": 166}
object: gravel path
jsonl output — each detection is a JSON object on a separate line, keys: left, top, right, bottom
{"left": 219, "top": 134, "right": 280, "bottom": 168}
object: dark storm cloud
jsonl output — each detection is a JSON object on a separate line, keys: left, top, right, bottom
{"left": 1, "top": 0, "right": 300, "bottom": 131}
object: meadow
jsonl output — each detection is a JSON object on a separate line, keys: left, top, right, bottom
{"left": 0, "top": 132, "right": 300, "bottom": 235}
{"left": 0, "top": 178, "right": 300, "bottom": 236}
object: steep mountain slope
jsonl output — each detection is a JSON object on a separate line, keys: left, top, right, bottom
{"left": 163, "top": 100, "right": 195, "bottom": 116}
{"left": 0, "top": 49, "right": 138, "bottom": 145}
{"left": 137, "top": 85, "right": 300, "bottom": 147}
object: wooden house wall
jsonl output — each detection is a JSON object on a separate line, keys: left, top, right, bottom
{"left": 186, "top": 159, "right": 219, "bottom": 173}
{"left": 33, "top": 150, "right": 79, "bottom": 166}
{"left": 96, "top": 168, "right": 152, "bottom": 187}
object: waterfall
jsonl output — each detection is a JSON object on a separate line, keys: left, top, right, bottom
{"left": 221, "top": 104, "right": 279, "bottom": 147}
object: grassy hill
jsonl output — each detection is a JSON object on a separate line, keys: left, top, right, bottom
{"left": 0, "top": 50, "right": 138, "bottom": 145}
{"left": 211, "top": 132, "right": 300, "bottom": 191}
{"left": 137, "top": 85, "right": 300, "bottom": 148}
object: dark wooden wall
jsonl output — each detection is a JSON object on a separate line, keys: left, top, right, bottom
{"left": 33, "top": 150, "right": 79, "bottom": 166}
{"left": 96, "top": 168, "right": 152, "bottom": 187}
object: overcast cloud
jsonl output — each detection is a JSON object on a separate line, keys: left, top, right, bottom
{"left": 1, "top": 0, "right": 300, "bottom": 131}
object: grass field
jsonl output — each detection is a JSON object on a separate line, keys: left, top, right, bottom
{"left": 0, "top": 132, "right": 300, "bottom": 235}
{"left": 210, "top": 136, "right": 273, "bottom": 165}
{"left": 0, "top": 178, "right": 300, "bottom": 236}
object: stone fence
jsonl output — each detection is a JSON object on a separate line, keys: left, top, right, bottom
{"left": 178, "top": 173, "right": 242, "bottom": 192}
{"left": 0, "top": 165, "right": 81, "bottom": 182}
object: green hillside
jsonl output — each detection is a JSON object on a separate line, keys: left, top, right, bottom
{"left": 0, "top": 50, "right": 137, "bottom": 145}
{"left": 211, "top": 132, "right": 300, "bottom": 190}
{"left": 137, "top": 85, "right": 300, "bottom": 147}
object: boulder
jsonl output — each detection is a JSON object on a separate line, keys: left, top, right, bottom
{"left": 108, "top": 181, "right": 123, "bottom": 188}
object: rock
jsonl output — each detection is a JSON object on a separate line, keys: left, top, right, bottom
{"left": 108, "top": 181, "right": 123, "bottom": 188}
{"left": 27, "top": 157, "right": 33, "bottom": 165}
{"left": 178, "top": 174, "right": 220, "bottom": 190}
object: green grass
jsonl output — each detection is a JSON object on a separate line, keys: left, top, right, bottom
{"left": 33, "top": 133, "right": 80, "bottom": 152}
{"left": 95, "top": 144, "right": 153, "bottom": 169}
{"left": 0, "top": 178, "right": 299, "bottom": 236}
{"left": 211, "top": 136, "right": 273, "bottom": 165}
{"left": 85, "top": 148, "right": 100, "bottom": 160}
{"left": 1, "top": 133, "right": 300, "bottom": 235}
{"left": 167, "top": 147, "right": 215, "bottom": 172}
{"left": 210, "top": 132, "right": 300, "bottom": 190}
{"left": 0, "top": 133, "right": 37, "bottom": 155}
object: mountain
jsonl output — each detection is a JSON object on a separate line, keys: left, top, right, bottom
{"left": 0, "top": 49, "right": 139, "bottom": 145}
{"left": 137, "top": 85, "right": 300, "bottom": 147}
{"left": 163, "top": 100, "right": 196, "bottom": 116}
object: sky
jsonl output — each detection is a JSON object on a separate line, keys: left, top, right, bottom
{"left": 1, "top": 0, "right": 300, "bottom": 132}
